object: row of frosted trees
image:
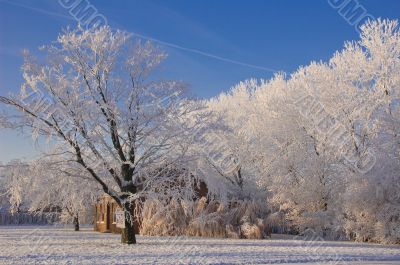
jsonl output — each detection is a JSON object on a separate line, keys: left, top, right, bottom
{"left": 205, "top": 19, "right": 400, "bottom": 244}
{"left": 0, "top": 19, "right": 399, "bottom": 244}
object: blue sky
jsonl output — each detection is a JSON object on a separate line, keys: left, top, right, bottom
{"left": 0, "top": 0, "right": 399, "bottom": 163}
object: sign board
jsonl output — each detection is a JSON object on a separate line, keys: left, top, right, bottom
{"left": 115, "top": 210, "right": 125, "bottom": 228}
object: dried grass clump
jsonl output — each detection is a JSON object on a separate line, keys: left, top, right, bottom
{"left": 139, "top": 197, "right": 271, "bottom": 239}
{"left": 240, "top": 222, "right": 262, "bottom": 239}
{"left": 140, "top": 198, "right": 188, "bottom": 236}
{"left": 186, "top": 213, "right": 227, "bottom": 237}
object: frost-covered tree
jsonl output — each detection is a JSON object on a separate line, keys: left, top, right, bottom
{"left": 205, "top": 19, "right": 400, "bottom": 243}
{"left": 3, "top": 157, "right": 100, "bottom": 231}
{"left": 0, "top": 26, "right": 203, "bottom": 244}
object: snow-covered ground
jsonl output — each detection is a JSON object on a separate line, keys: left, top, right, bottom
{"left": 0, "top": 226, "right": 399, "bottom": 265}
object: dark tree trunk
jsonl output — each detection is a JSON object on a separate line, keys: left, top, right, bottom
{"left": 119, "top": 163, "right": 137, "bottom": 244}
{"left": 121, "top": 203, "right": 136, "bottom": 244}
{"left": 73, "top": 215, "right": 80, "bottom": 231}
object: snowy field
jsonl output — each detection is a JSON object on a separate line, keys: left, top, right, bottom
{"left": 0, "top": 226, "right": 399, "bottom": 265}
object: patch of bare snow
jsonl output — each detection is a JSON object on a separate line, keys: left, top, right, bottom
{"left": 0, "top": 226, "right": 399, "bottom": 265}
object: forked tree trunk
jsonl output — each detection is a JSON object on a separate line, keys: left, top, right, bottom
{"left": 73, "top": 215, "right": 80, "bottom": 231}
{"left": 121, "top": 203, "right": 136, "bottom": 244}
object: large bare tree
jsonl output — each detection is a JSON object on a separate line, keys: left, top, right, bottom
{"left": 0, "top": 26, "right": 202, "bottom": 244}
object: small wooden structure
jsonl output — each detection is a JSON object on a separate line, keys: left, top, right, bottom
{"left": 94, "top": 194, "right": 141, "bottom": 234}
{"left": 94, "top": 181, "right": 208, "bottom": 234}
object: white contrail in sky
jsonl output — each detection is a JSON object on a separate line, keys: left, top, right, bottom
{"left": 1, "top": 0, "right": 279, "bottom": 73}
{"left": 1, "top": 0, "right": 73, "bottom": 20}
{"left": 130, "top": 32, "right": 278, "bottom": 72}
